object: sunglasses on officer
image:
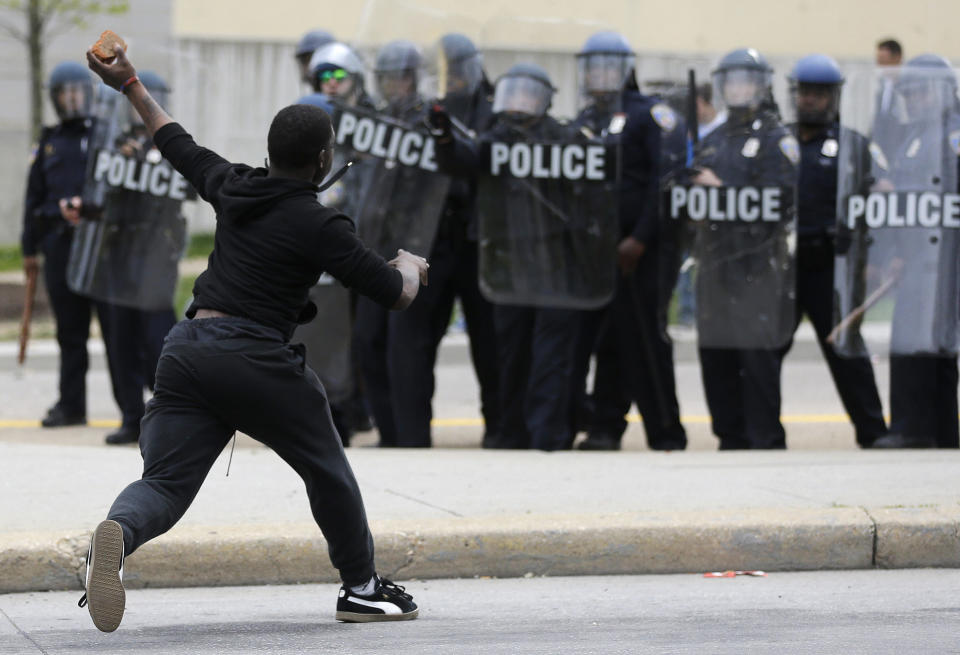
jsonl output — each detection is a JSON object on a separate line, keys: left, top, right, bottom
{"left": 319, "top": 68, "right": 348, "bottom": 82}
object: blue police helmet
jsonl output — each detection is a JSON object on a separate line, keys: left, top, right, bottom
{"left": 296, "top": 30, "right": 335, "bottom": 57}
{"left": 295, "top": 92, "right": 335, "bottom": 115}
{"left": 578, "top": 31, "right": 633, "bottom": 56}
{"left": 501, "top": 62, "right": 554, "bottom": 89}
{"left": 901, "top": 53, "right": 957, "bottom": 88}
{"left": 714, "top": 47, "right": 772, "bottom": 74}
{"left": 48, "top": 61, "right": 91, "bottom": 88}
{"left": 440, "top": 33, "right": 479, "bottom": 62}
{"left": 789, "top": 54, "right": 844, "bottom": 85}
{"left": 138, "top": 70, "right": 170, "bottom": 93}
{"left": 48, "top": 61, "right": 94, "bottom": 120}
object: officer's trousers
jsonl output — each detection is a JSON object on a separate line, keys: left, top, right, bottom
{"left": 99, "top": 304, "right": 177, "bottom": 429}
{"left": 781, "top": 240, "right": 888, "bottom": 447}
{"left": 700, "top": 347, "right": 785, "bottom": 449}
{"left": 388, "top": 233, "right": 499, "bottom": 447}
{"left": 106, "top": 317, "right": 376, "bottom": 586}
{"left": 890, "top": 354, "right": 959, "bottom": 448}
{"left": 586, "top": 248, "right": 687, "bottom": 449}
{"left": 354, "top": 297, "right": 398, "bottom": 446}
{"left": 493, "top": 305, "right": 577, "bottom": 451}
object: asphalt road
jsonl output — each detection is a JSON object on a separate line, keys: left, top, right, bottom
{"left": 2, "top": 571, "right": 958, "bottom": 654}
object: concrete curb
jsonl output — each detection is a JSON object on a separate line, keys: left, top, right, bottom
{"left": 3, "top": 507, "right": 958, "bottom": 593}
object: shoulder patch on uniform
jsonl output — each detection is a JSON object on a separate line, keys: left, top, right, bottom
{"left": 778, "top": 135, "right": 800, "bottom": 165}
{"left": 950, "top": 130, "right": 960, "bottom": 156}
{"left": 650, "top": 103, "right": 677, "bottom": 132}
{"left": 868, "top": 142, "right": 889, "bottom": 171}
{"left": 27, "top": 143, "right": 38, "bottom": 166}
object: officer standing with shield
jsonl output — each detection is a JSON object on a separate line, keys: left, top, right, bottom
{"left": 393, "top": 33, "right": 501, "bottom": 448}
{"left": 780, "top": 54, "right": 888, "bottom": 449}
{"left": 864, "top": 55, "right": 960, "bottom": 449}
{"left": 678, "top": 48, "right": 799, "bottom": 449}
{"left": 352, "top": 40, "right": 451, "bottom": 447}
{"left": 71, "top": 70, "right": 183, "bottom": 445}
{"left": 436, "top": 62, "right": 617, "bottom": 450}
{"left": 572, "top": 31, "right": 688, "bottom": 451}
{"left": 291, "top": 43, "right": 376, "bottom": 445}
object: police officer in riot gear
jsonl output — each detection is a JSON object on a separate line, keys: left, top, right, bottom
{"left": 572, "top": 31, "right": 688, "bottom": 451}
{"left": 871, "top": 54, "right": 960, "bottom": 449}
{"left": 691, "top": 48, "right": 799, "bottom": 449}
{"left": 780, "top": 54, "right": 888, "bottom": 449}
{"left": 96, "top": 70, "right": 181, "bottom": 445}
{"left": 22, "top": 61, "right": 96, "bottom": 427}
{"left": 353, "top": 39, "right": 432, "bottom": 446}
{"left": 435, "top": 62, "right": 583, "bottom": 450}
{"left": 294, "top": 29, "right": 335, "bottom": 89}
{"left": 387, "top": 33, "right": 500, "bottom": 448}
{"left": 21, "top": 62, "right": 133, "bottom": 429}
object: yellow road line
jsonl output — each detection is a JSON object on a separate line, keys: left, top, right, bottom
{"left": 1, "top": 413, "right": 896, "bottom": 430}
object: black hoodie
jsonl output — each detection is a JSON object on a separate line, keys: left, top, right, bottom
{"left": 155, "top": 123, "right": 402, "bottom": 339}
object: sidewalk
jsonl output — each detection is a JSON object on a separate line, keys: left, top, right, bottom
{"left": 2, "top": 439, "right": 958, "bottom": 593}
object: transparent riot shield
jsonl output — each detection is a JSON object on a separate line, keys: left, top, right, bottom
{"left": 67, "top": 85, "right": 189, "bottom": 310}
{"left": 475, "top": 124, "right": 619, "bottom": 309}
{"left": 291, "top": 275, "right": 353, "bottom": 404}
{"left": 328, "top": 102, "right": 451, "bottom": 258}
{"left": 832, "top": 67, "right": 960, "bottom": 357}
{"left": 663, "top": 107, "right": 799, "bottom": 349}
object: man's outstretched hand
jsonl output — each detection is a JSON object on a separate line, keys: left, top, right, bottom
{"left": 86, "top": 46, "right": 137, "bottom": 92}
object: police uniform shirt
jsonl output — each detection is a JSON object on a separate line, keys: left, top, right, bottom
{"left": 22, "top": 119, "right": 90, "bottom": 256}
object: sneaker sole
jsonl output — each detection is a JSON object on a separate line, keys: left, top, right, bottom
{"left": 87, "top": 520, "right": 125, "bottom": 632}
{"left": 335, "top": 608, "right": 419, "bottom": 623}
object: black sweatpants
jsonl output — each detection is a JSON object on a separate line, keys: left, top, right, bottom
{"left": 106, "top": 317, "right": 376, "bottom": 586}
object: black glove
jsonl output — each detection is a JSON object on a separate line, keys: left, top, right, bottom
{"left": 428, "top": 104, "right": 452, "bottom": 138}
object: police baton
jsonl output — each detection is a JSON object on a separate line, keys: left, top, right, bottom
{"left": 826, "top": 259, "right": 903, "bottom": 346}
{"left": 17, "top": 265, "right": 38, "bottom": 366}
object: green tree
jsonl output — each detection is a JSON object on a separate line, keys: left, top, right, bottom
{"left": 0, "top": 0, "right": 129, "bottom": 142}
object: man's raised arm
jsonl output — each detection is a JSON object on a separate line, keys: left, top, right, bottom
{"left": 86, "top": 48, "right": 172, "bottom": 138}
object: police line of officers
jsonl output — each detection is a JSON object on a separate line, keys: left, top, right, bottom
{"left": 23, "top": 29, "right": 959, "bottom": 451}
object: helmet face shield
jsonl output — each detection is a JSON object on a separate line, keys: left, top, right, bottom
{"left": 897, "top": 69, "right": 958, "bottom": 121}
{"left": 376, "top": 69, "right": 417, "bottom": 106}
{"left": 714, "top": 68, "right": 770, "bottom": 110}
{"left": 492, "top": 75, "right": 552, "bottom": 119}
{"left": 437, "top": 52, "right": 484, "bottom": 97}
{"left": 51, "top": 81, "right": 92, "bottom": 120}
{"left": 577, "top": 53, "right": 634, "bottom": 95}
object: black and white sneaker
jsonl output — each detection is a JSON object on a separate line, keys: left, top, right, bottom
{"left": 335, "top": 577, "right": 419, "bottom": 622}
{"left": 77, "top": 520, "right": 126, "bottom": 632}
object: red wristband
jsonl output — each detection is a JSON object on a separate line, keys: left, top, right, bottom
{"left": 120, "top": 75, "right": 139, "bottom": 94}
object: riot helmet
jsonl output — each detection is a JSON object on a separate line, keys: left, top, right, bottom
{"left": 492, "top": 62, "right": 554, "bottom": 125}
{"left": 309, "top": 42, "right": 366, "bottom": 102}
{"left": 712, "top": 48, "right": 773, "bottom": 112}
{"left": 295, "top": 29, "right": 336, "bottom": 86}
{"left": 896, "top": 53, "right": 960, "bottom": 121}
{"left": 576, "top": 31, "right": 636, "bottom": 108}
{"left": 788, "top": 54, "right": 844, "bottom": 126}
{"left": 374, "top": 39, "right": 422, "bottom": 111}
{"left": 434, "top": 33, "right": 486, "bottom": 98}
{"left": 48, "top": 61, "right": 94, "bottom": 121}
